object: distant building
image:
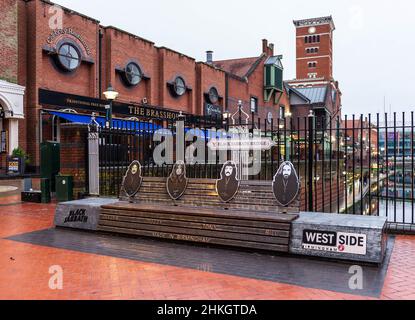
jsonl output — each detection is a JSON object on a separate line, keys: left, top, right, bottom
{"left": 212, "top": 39, "right": 289, "bottom": 124}
{"left": 286, "top": 16, "right": 342, "bottom": 129}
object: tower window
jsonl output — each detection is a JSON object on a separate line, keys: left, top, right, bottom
{"left": 304, "top": 36, "right": 321, "bottom": 44}
{"left": 308, "top": 62, "right": 317, "bottom": 68}
{"left": 306, "top": 47, "right": 319, "bottom": 54}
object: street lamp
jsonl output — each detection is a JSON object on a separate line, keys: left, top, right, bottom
{"left": 103, "top": 84, "right": 119, "bottom": 128}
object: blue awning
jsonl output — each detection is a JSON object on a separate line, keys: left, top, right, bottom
{"left": 47, "top": 110, "right": 161, "bottom": 131}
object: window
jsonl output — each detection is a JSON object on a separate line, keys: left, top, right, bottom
{"left": 250, "top": 97, "right": 258, "bottom": 114}
{"left": 306, "top": 47, "right": 319, "bottom": 54}
{"left": 124, "top": 62, "right": 142, "bottom": 86}
{"left": 173, "top": 77, "right": 186, "bottom": 97}
{"left": 208, "top": 87, "right": 219, "bottom": 104}
{"left": 308, "top": 61, "right": 317, "bottom": 68}
{"left": 57, "top": 43, "right": 81, "bottom": 72}
{"left": 305, "top": 36, "right": 320, "bottom": 44}
{"left": 279, "top": 105, "right": 285, "bottom": 119}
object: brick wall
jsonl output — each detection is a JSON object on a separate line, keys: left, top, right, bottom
{"left": 295, "top": 23, "right": 334, "bottom": 80}
{"left": 60, "top": 123, "right": 88, "bottom": 199}
{"left": 0, "top": 0, "right": 18, "bottom": 83}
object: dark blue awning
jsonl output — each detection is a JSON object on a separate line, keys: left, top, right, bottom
{"left": 46, "top": 110, "right": 161, "bottom": 131}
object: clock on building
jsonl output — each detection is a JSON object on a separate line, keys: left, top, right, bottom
{"left": 308, "top": 26, "right": 316, "bottom": 34}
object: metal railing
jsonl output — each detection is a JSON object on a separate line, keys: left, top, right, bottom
{"left": 96, "top": 111, "right": 415, "bottom": 230}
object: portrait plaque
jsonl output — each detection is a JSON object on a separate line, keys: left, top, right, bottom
{"left": 272, "top": 161, "right": 300, "bottom": 207}
{"left": 167, "top": 161, "right": 188, "bottom": 200}
{"left": 216, "top": 161, "right": 240, "bottom": 203}
{"left": 121, "top": 161, "right": 143, "bottom": 198}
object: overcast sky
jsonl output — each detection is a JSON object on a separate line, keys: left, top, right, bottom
{"left": 57, "top": 0, "right": 415, "bottom": 116}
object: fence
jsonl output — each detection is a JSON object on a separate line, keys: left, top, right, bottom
{"left": 96, "top": 110, "right": 415, "bottom": 231}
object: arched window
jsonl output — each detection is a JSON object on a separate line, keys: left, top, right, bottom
{"left": 173, "top": 77, "right": 186, "bottom": 97}
{"left": 56, "top": 43, "right": 81, "bottom": 72}
{"left": 124, "top": 62, "right": 143, "bottom": 86}
{"left": 208, "top": 87, "right": 219, "bottom": 104}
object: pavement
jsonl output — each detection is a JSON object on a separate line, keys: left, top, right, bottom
{"left": 0, "top": 189, "right": 415, "bottom": 300}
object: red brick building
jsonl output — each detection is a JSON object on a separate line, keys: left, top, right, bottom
{"left": 286, "top": 16, "right": 342, "bottom": 130}
{"left": 1, "top": 1, "right": 341, "bottom": 175}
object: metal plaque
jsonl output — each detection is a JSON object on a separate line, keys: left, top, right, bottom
{"left": 121, "top": 161, "right": 143, "bottom": 198}
{"left": 167, "top": 161, "right": 188, "bottom": 200}
{"left": 216, "top": 161, "right": 240, "bottom": 203}
{"left": 272, "top": 161, "right": 300, "bottom": 207}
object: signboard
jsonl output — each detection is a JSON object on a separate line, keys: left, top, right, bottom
{"left": 205, "top": 103, "right": 222, "bottom": 117}
{"left": 302, "top": 230, "right": 367, "bottom": 255}
{"left": 7, "top": 157, "right": 21, "bottom": 174}
{"left": 39, "top": 89, "right": 183, "bottom": 121}
{"left": 208, "top": 137, "right": 276, "bottom": 151}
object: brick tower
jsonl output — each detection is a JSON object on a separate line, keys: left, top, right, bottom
{"left": 293, "top": 16, "right": 335, "bottom": 80}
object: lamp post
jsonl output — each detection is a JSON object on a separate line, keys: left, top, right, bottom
{"left": 103, "top": 84, "right": 119, "bottom": 129}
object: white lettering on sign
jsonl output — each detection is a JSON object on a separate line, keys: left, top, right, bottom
{"left": 208, "top": 138, "right": 276, "bottom": 151}
{"left": 302, "top": 230, "right": 367, "bottom": 256}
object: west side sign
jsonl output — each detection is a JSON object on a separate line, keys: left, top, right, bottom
{"left": 302, "top": 230, "right": 367, "bottom": 255}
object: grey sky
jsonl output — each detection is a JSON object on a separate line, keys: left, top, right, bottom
{"left": 57, "top": 0, "right": 415, "bottom": 115}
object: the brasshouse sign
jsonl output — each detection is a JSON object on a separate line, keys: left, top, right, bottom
{"left": 39, "top": 89, "right": 183, "bottom": 121}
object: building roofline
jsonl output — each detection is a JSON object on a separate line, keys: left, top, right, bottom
{"left": 38, "top": 0, "right": 100, "bottom": 24}
{"left": 157, "top": 46, "right": 196, "bottom": 61}
{"left": 213, "top": 54, "right": 266, "bottom": 79}
{"left": 103, "top": 26, "right": 155, "bottom": 45}
{"left": 293, "top": 16, "right": 335, "bottom": 30}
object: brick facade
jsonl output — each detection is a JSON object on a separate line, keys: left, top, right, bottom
{"left": 59, "top": 123, "right": 88, "bottom": 199}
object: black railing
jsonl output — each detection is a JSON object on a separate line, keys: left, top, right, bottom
{"left": 97, "top": 111, "right": 415, "bottom": 229}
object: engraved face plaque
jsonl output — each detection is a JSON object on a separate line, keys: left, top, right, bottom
{"left": 167, "top": 161, "right": 188, "bottom": 200}
{"left": 121, "top": 161, "right": 143, "bottom": 198}
{"left": 272, "top": 161, "right": 300, "bottom": 207}
{"left": 216, "top": 161, "right": 240, "bottom": 203}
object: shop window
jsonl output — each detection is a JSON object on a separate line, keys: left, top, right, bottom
{"left": 56, "top": 43, "right": 81, "bottom": 72}
{"left": 250, "top": 97, "right": 258, "bottom": 114}
{"left": 124, "top": 62, "right": 143, "bottom": 86}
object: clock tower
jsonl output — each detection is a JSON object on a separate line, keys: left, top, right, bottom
{"left": 293, "top": 16, "right": 335, "bottom": 80}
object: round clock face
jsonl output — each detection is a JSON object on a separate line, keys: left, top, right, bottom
{"left": 308, "top": 27, "right": 316, "bottom": 34}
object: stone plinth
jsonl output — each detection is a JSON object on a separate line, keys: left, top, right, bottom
{"left": 290, "top": 212, "right": 388, "bottom": 264}
{"left": 55, "top": 198, "right": 119, "bottom": 231}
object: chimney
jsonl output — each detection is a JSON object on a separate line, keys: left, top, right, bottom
{"left": 206, "top": 51, "right": 213, "bottom": 64}
{"left": 269, "top": 43, "right": 274, "bottom": 56}
{"left": 262, "top": 39, "right": 268, "bottom": 54}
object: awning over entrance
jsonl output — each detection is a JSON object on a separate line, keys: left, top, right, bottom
{"left": 46, "top": 110, "right": 162, "bottom": 131}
